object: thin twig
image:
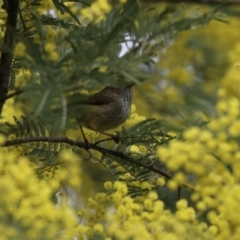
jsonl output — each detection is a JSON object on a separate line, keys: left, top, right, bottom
{"left": 34, "top": 89, "right": 51, "bottom": 117}
{"left": 60, "top": 94, "right": 67, "bottom": 130}
{"left": 1, "top": 89, "right": 23, "bottom": 101}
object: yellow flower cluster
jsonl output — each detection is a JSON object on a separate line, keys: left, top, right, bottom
{"left": 0, "top": 145, "right": 215, "bottom": 240}
{"left": 109, "top": 187, "right": 213, "bottom": 239}
{"left": 129, "top": 144, "right": 148, "bottom": 153}
{"left": 0, "top": 149, "right": 82, "bottom": 239}
{"left": 74, "top": 182, "right": 215, "bottom": 240}
{"left": 14, "top": 42, "right": 26, "bottom": 58}
{"left": 44, "top": 42, "right": 59, "bottom": 62}
{"left": 176, "top": 199, "right": 195, "bottom": 221}
{"left": 0, "top": 98, "right": 22, "bottom": 124}
{"left": 81, "top": 0, "right": 112, "bottom": 23}
{"left": 125, "top": 104, "right": 146, "bottom": 128}
{"left": 33, "top": 26, "right": 65, "bottom": 62}
{"left": 167, "top": 66, "right": 193, "bottom": 85}
{"left": 157, "top": 94, "right": 240, "bottom": 239}
{"left": 38, "top": 0, "right": 55, "bottom": 14}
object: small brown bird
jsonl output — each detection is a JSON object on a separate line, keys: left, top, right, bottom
{"left": 76, "top": 84, "right": 134, "bottom": 146}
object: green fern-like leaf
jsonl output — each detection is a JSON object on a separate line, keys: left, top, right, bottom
{"left": 6, "top": 116, "right": 64, "bottom": 163}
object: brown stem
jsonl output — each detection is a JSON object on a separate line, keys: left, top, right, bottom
{"left": 0, "top": 0, "right": 19, "bottom": 114}
{"left": 2, "top": 136, "right": 194, "bottom": 191}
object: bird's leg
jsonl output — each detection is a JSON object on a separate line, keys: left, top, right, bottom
{"left": 79, "top": 124, "right": 89, "bottom": 150}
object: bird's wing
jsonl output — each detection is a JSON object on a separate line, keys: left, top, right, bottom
{"left": 63, "top": 87, "right": 116, "bottom": 114}
{"left": 86, "top": 86, "right": 115, "bottom": 106}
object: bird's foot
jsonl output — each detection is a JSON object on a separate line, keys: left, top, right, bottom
{"left": 94, "top": 135, "right": 120, "bottom": 146}
{"left": 111, "top": 135, "right": 119, "bottom": 144}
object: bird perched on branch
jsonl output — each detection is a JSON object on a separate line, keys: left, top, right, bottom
{"left": 73, "top": 83, "right": 134, "bottom": 147}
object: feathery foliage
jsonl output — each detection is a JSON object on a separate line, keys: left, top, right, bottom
{"left": 1, "top": 0, "right": 240, "bottom": 239}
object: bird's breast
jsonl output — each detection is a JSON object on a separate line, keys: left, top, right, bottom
{"left": 80, "top": 100, "right": 131, "bottom": 132}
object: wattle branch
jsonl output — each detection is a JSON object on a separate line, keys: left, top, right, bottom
{"left": 2, "top": 135, "right": 194, "bottom": 191}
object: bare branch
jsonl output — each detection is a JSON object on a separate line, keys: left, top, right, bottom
{"left": 2, "top": 136, "right": 194, "bottom": 191}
